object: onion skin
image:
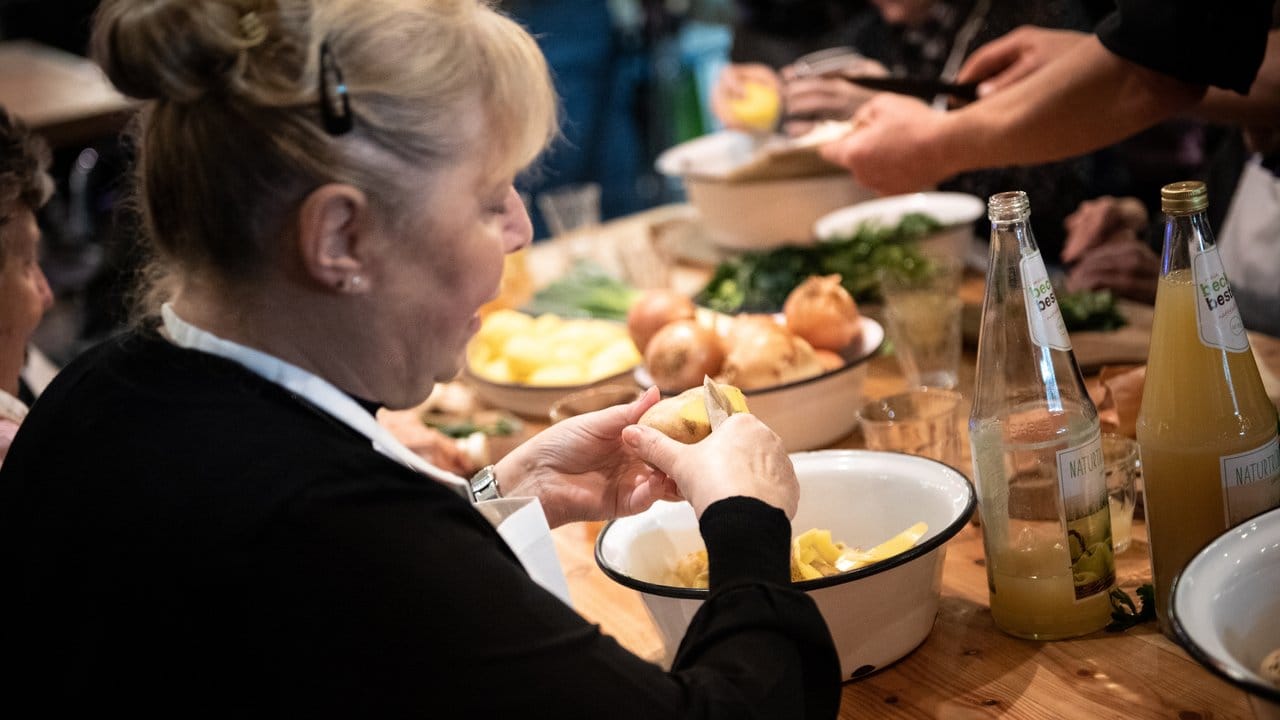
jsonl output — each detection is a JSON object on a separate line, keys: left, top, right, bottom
{"left": 783, "top": 274, "right": 862, "bottom": 351}
{"left": 627, "top": 289, "right": 696, "bottom": 354}
{"left": 645, "top": 319, "right": 725, "bottom": 391}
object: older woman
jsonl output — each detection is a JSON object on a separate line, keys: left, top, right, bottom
{"left": 0, "top": 1, "right": 838, "bottom": 717}
{"left": 0, "top": 108, "right": 55, "bottom": 465}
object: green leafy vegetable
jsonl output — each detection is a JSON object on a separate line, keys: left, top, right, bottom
{"left": 1059, "top": 289, "right": 1127, "bottom": 332}
{"left": 1106, "top": 583, "right": 1156, "bottom": 632}
{"left": 424, "top": 415, "right": 519, "bottom": 439}
{"left": 695, "top": 212, "right": 943, "bottom": 313}
{"left": 522, "top": 262, "right": 639, "bottom": 321}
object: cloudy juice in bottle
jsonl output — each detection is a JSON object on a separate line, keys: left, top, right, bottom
{"left": 1136, "top": 181, "right": 1280, "bottom": 634}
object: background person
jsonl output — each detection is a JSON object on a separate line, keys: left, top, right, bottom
{"left": 0, "top": 1, "right": 839, "bottom": 716}
{"left": 0, "top": 107, "right": 55, "bottom": 465}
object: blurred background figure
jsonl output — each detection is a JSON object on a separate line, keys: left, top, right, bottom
{"left": 711, "top": 0, "right": 1099, "bottom": 259}
{"left": 0, "top": 106, "right": 55, "bottom": 463}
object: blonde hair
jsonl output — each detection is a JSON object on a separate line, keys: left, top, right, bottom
{"left": 91, "top": 0, "right": 557, "bottom": 297}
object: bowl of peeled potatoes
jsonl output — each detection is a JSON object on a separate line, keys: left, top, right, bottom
{"left": 1170, "top": 506, "right": 1280, "bottom": 720}
{"left": 596, "top": 449, "right": 975, "bottom": 680}
{"left": 465, "top": 310, "right": 643, "bottom": 419}
{"left": 628, "top": 281, "right": 883, "bottom": 452}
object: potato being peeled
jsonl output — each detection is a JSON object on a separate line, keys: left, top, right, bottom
{"left": 638, "top": 385, "right": 749, "bottom": 444}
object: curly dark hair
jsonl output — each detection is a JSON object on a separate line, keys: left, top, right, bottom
{"left": 0, "top": 105, "right": 53, "bottom": 270}
{"left": 0, "top": 106, "right": 53, "bottom": 219}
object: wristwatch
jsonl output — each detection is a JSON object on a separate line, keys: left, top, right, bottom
{"left": 469, "top": 464, "right": 501, "bottom": 502}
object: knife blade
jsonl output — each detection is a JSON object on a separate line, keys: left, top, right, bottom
{"left": 702, "top": 375, "right": 733, "bottom": 431}
{"left": 833, "top": 74, "right": 979, "bottom": 102}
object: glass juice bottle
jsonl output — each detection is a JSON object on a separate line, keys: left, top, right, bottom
{"left": 970, "top": 191, "right": 1116, "bottom": 640}
{"left": 1136, "top": 181, "right": 1280, "bottom": 634}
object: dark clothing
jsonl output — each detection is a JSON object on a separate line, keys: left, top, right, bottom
{"left": 848, "top": 0, "right": 1097, "bottom": 259}
{"left": 0, "top": 331, "right": 840, "bottom": 718}
{"left": 1096, "top": 0, "right": 1273, "bottom": 95}
{"left": 730, "top": 0, "right": 869, "bottom": 69}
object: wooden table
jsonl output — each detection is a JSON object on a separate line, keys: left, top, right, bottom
{"left": 0, "top": 40, "right": 133, "bottom": 147}
{"left": 496, "top": 205, "right": 1272, "bottom": 718}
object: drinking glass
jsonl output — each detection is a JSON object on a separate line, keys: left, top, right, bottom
{"left": 1101, "top": 433, "right": 1140, "bottom": 554}
{"left": 879, "top": 255, "right": 963, "bottom": 390}
{"left": 857, "top": 388, "right": 965, "bottom": 469}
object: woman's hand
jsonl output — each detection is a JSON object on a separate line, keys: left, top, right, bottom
{"left": 495, "top": 387, "right": 681, "bottom": 528}
{"left": 621, "top": 412, "right": 798, "bottom": 520}
{"left": 957, "top": 26, "right": 1088, "bottom": 98}
{"left": 1065, "top": 233, "right": 1159, "bottom": 304}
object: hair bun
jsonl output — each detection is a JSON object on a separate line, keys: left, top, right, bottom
{"left": 92, "top": 0, "right": 254, "bottom": 103}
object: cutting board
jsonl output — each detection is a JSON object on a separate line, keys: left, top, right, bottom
{"left": 1070, "top": 299, "right": 1154, "bottom": 372}
{"left": 960, "top": 298, "right": 1153, "bottom": 371}
{"left": 963, "top": 298, "right": 1280, "bottom": 405}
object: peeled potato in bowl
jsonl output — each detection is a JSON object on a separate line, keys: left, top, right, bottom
{"left": 466, "top": 311, "right": 643, "bottom": 418}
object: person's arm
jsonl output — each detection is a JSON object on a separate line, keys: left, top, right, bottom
{"left": 820, "top": 36, "right": 1205, "bottom": 195}
{"left": 1193, "top": 29, "right": 1280, "bottom": 126}
{"left": 261, "top": 473, "right": 839, "bottom": 718}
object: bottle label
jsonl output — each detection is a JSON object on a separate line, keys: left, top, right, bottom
{"left": 1057, "top": 431, "right": 1116, "bottom": 601}
{"left": 1191, "top": 246, "right": 1250, "bottom": 352}
{"left": 1220, "top": 435, "right": 1280, "bottom": 525}
{"left": 1020, "top": 251, "right": 1072, "bottom": 352}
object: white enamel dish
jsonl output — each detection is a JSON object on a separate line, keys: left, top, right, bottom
{"left": 813, "top": 192, "right": 984, "bottom": 262}
{"left": 1170, "top": 506, "right": 1280, "bottom": 720}
{"left": 595, "top": 449, "right": 976, "bottom": 681}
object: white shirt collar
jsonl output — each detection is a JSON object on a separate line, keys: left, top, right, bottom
{"left": 159, "top": 303, "right": 471, "bottom": 498}
{"left": 0, "top": 387, "right": 28, "bottom": 424}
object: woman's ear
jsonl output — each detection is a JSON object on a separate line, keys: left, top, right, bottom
{"left": 296, "top": 183, "right": 373, "bottom": 293}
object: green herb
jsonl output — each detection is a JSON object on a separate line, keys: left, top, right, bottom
{"left": 425, "top": 416, "right": 518, "bottom": 439}
{"left": 695, "top": 212, "right": 942, "bottom": 313}
{"left": 522, "top": 262, "right": 639, "bottom": 321}
{"left": 1106, "top": 583, "right": 1156, "bottom": 632}
{"left": 1059, "top": 289, "right": 1127, "bottom": 332}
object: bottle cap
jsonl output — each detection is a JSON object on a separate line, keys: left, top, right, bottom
{"left": 988, "top": 190, "right": 1030, "bottom": 223}
{"left": 1160, "top": 180, "right": 1208, "bottom": 215}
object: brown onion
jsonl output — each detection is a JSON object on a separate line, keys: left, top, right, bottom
{"left": 627, "top": 289, "right": 696, "bottom": 353}
{"left": 720, "top": 325, "right": 824, "bottom": 390}
{"left": 723, "top": 313, "right": 785, "bottom": 350}
{"left": 783, "top": 274, "right": 861, "bottom": 351}
{"left": 814, "top": 349, "right": 844, "bottom": 372}
{"left": 645, "top": 319, "right": 725, "bottom": 391}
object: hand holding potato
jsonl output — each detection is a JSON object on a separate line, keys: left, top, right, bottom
{"left": 623, "top": 413, "right": 799, "bottom": 520}
{"left": 495, "top": 387, "right": 681, "bottom": 528}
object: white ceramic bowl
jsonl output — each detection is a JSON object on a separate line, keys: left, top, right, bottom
{"left": 635, "top": 316, "right": 884, "bottom": 452}
{"left": 596, "top": 449, "right": 976, "bottom": 680}
{"left": 813, "top": 192, "right": 984, "bottom": 262}
{"left": 1170, "top": 507, "right": 1280, "bottom": 720}
{"left": 466, "top": 368, "right": 638, "bottom": 420}
{"left": 656, "top": 131, "right": 874, "bottom": 250}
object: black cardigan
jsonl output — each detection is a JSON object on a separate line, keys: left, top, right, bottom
{"left": 0, "top": 330, "right": 839, "bottom": 718}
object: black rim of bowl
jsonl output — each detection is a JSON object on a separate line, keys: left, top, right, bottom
{"left": 594, "top": 451, "right": 977, "bottom": 599}
{"left": 1168, "top": 517, "right": 1280, "bottom": 705}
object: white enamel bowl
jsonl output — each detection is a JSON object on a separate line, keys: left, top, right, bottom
{"left": 634, "top": 316, "right": 884, "bottom": 452}
{"left": 656, "top": 130, "right": 875, "bottom": 250}
{"left": 595, "top": 450, "right": 976, "bottom": 680}
{"left": 813, "top": 192, "right": 984, "bottom": 262}
{"left": 1170, "top": 506, "right": 1280, "bottom": 720}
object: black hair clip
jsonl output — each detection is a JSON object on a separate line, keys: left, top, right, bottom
{"left": 319, "top": 40, "right": 353, "bottom": 136}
